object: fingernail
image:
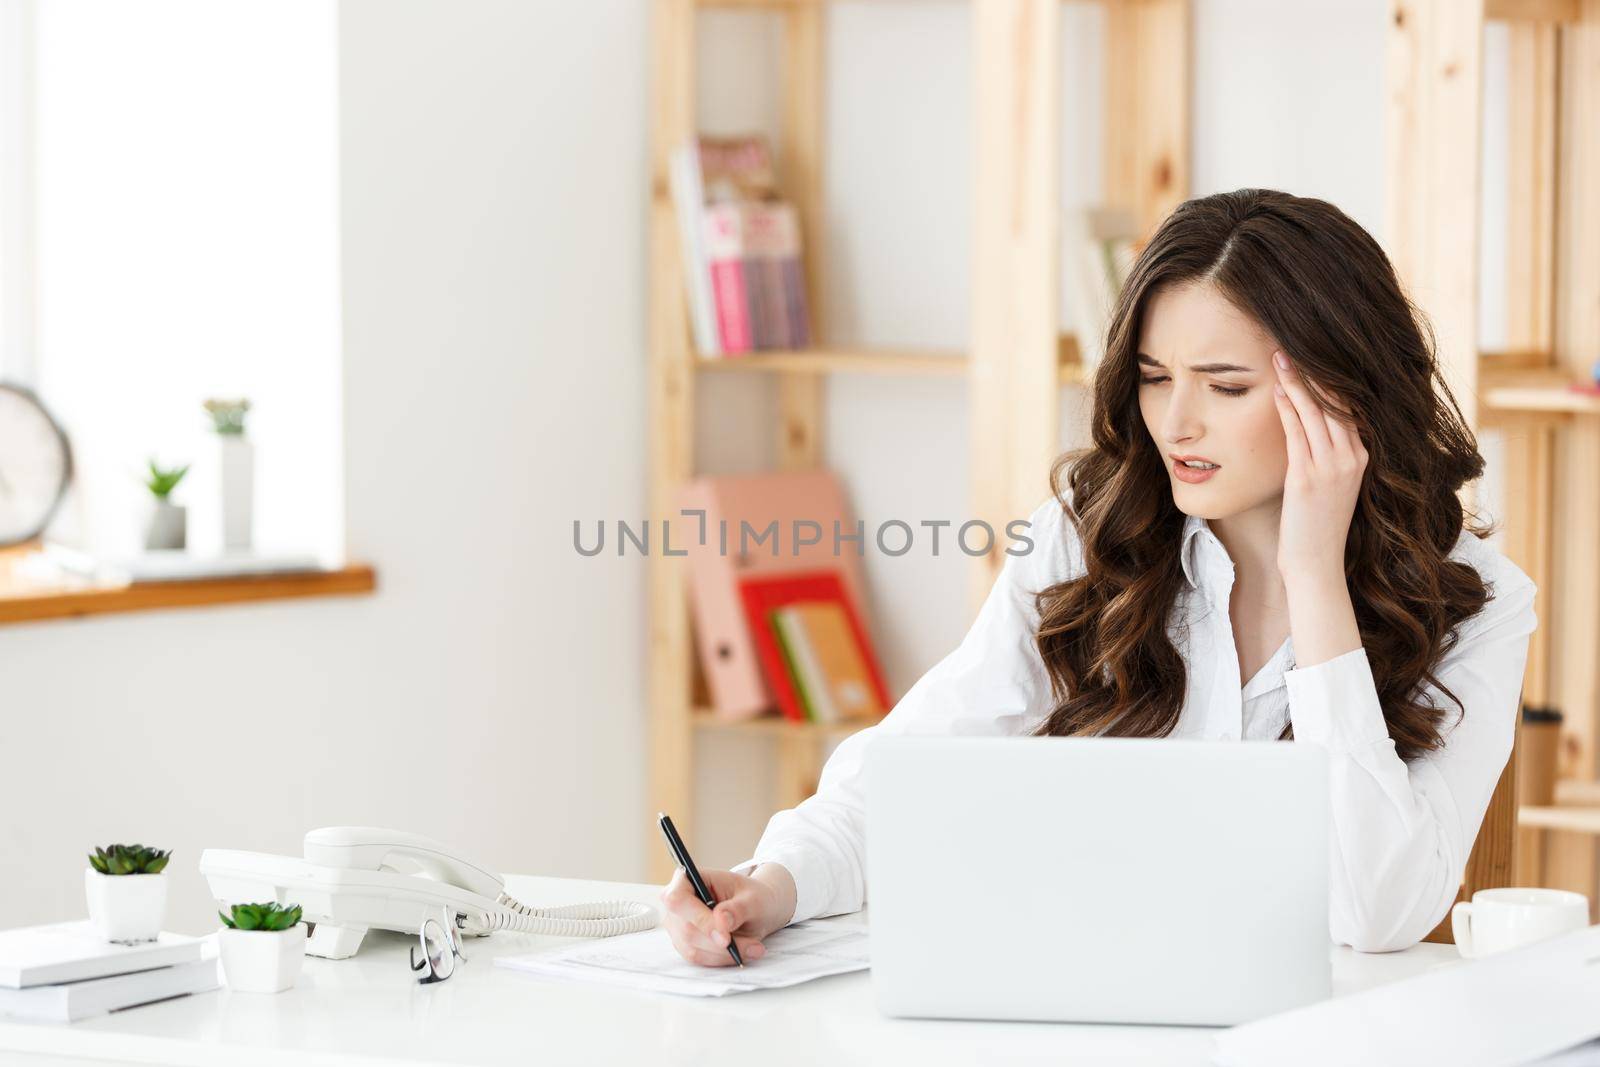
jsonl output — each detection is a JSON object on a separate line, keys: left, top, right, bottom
{"left": 1274, "top": 351, "right": 1289, "bottom": 369}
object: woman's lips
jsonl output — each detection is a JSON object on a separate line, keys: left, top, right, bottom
{"left": 1172, "top": 459, "right": 1220, "bottom": 484}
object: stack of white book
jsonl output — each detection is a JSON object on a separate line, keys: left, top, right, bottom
{"left": 0, "top": 922, "right": 218, "bottom": 1023}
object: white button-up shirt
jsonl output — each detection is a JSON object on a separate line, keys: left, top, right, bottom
{"left": 733, "top": 496, "right": 1538, "bottom": 952}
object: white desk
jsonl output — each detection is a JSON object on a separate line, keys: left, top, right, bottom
{"left": 0, "top": 875, "right": 1460, "bottom": 1067}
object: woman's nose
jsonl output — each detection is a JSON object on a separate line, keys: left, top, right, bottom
{"left": 1161, "top": 386, "right": 1203, "bottom": 444}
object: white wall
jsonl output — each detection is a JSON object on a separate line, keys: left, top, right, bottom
{"left": 2, "top": 0, "right": 650, "bottom": 933}
{"left": 3, "top": 0, "right": 1508, "bottom": 930}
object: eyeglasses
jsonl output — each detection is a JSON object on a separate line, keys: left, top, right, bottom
{"left": 410, "top": 908, "right": 468, "bottom": 985}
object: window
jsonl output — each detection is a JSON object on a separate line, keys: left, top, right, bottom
{"left": 4, "top": 0, "right": 342, "bottom": 560}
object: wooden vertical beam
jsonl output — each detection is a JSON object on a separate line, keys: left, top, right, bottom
{"left": 774, "top": 737, "right": 823, "bottom": 815}
{"left": 776, "top": 2, "right": 826, "bottom": 800}
{"left": 1385, "top": 0, "right": 1488, "bottom": 433}
{"left": 1502, "top": 23, "right": 1561, "bottom": 705}
{"left": 1103, "top": 0, "right": 1191, "bottom": 242}
{"left": 1507, "top": 22, "right": 1560, "bottom": 351}
{"left": 1501, "top": 415, "right": 1558, "bottom": 703}
{"left": 971, "top": 0, "right": 1061, "bottom": 611}
{"left": 647, "top": 0, "right": 698, "bottom": 885}
{"left": 1553, "top": 1, "right": 1600, "bottom": 782}
{"left": 777, "top": 3, "right": 825, "bottom": 473}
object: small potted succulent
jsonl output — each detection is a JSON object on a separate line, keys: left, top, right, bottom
{"left": 85, "top": 844, "right": 171, "bottom": 945}
{"left": 217, "top": 902, "right": 306, "bottom": 993}
{"left": 142, "top": 459, "right": 190, "bottom": 550}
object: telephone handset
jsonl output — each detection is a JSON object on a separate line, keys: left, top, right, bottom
{"left": 199, "top": 826, "right": 657, "bottom": 959}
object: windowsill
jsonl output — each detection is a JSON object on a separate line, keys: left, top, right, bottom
{"left": 0, "top": 554, "right": 376, "bottom": 626}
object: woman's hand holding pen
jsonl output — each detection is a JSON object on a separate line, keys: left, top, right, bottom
{"left": 660, "top": 864, "right": 797, "bottom": 967}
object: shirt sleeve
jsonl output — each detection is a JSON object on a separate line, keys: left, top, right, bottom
{"left": 1282, "top": 557, "right": 1538, "bottom": 953}
{"left": 729, "top": 497, "right": 1077, "bottom": 925}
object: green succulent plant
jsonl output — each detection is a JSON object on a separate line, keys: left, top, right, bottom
{"left": 144, "top": 459, "right": 190, "bottom": 500}
{"left": 219, "top": 902, "right": 304, "bottom": 932}
{"left": 88, "top": 844, "right": 171, "bottom": 876}
{"left": 202, "top": 397, "right": 250, "bottom": 436}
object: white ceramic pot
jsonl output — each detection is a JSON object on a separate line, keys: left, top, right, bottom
{"left": 219, "top": 924, "right": 307, "bottom": 993}
{"left": 84, "top": 870, "right": 167, "bottom": 945}
{"left": 217, "top": 435, "right": 254, "bottom": 551}
{"left": 144, "top": 499, "right": 187, "bottom": 550}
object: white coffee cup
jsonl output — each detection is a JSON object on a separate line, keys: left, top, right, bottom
{"left": 1451, "top": 887, "right": 1589, "bottom": 959}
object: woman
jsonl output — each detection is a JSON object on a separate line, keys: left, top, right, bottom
{"left": 660, "top": 188, "right": 1538, "bottom": 962}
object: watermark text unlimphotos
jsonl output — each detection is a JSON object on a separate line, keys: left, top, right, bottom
{"left": 573, "top": 513, "right": 1037, "bottom": 558}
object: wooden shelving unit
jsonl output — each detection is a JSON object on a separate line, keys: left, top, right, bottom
{"left": 1388, "top": 0, "right": 1600, "bottom": 923}
{"left": 646, "top": 0, "right": 1191, "bottom": 883}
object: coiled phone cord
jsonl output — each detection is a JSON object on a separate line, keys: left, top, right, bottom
{"left": 459, "top": 891, "right": 658, "bottom": 938}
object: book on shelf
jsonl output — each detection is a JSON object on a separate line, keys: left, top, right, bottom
{"left": 669, "top": 142, "right": 721, "bottom": 356}
{"left": 668, "top": 133, "right": 813, "bottom": 360}
{"left": 772, "top": 601, "right": 888, "bottom": 724}
{"left": 1067, "top": 206, "right": 1140, "bottom": 375}
{"left": 737, "top": 569, "right": 890, "bottom": 725}
{"left": 678, "top": 470, "right": 876, "bottom": 720}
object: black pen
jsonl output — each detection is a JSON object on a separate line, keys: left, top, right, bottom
{"left": 657, "top": 812, "right": 744, "bottom": 968}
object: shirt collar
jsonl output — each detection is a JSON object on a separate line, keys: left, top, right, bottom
{"left": 1180, "top": 512, "right": 1210, "bottom": 589}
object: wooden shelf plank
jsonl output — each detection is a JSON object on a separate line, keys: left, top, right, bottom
{"left": 694, "top": 348, "right": 965, "bottom": 377}
{"left": 1484, "top": 0, "right": 1582, "bottom": 22}
{"left": 693, "top": 346, "right": 1089, "bottom": 384}
{"left": 1520, "top": 805, "right": 1600, "bottom": 835}
{"left": 0, "top": 564, "right": 377, "bottom": 626}
{"left": 691, "top": 708, "right": 873, "bottom": 740}
{"left": 1483, "top": 384, "right": 1600, "bottom": 415}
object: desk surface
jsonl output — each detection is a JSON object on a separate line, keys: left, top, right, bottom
{"left": 0, "top": 875, "right": 1460, "bottom": 1067}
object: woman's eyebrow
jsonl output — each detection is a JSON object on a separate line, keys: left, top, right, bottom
{"left": 1137, "top": 352, "right": 1256, "bottom": 374}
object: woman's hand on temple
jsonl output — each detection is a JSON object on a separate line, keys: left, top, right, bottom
{"left": 658, "top": 863, "right": 798, "bottom": 967}
{"left": 1271, "top": 348, "right": 1367, "bottom": 580}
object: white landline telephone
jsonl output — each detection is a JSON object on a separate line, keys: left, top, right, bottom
{"left": 199, "top": 827, "right": 657, "bottom": 960}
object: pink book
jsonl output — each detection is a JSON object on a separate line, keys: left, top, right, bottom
{"left": 744, "top": 202, "right": 793, "bottom": 350}
{"left": 677, "top": 470, "right": 875, "bottom": 719}
{"left": 703, "top": 203, "right": 753, "bottom": 355}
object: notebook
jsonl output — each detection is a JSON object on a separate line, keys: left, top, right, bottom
{"left": 0, "top": 957, "right": 219, "bottom": 1022}
{"left": 0, "top": 922, "right": 204, "bottom": 989}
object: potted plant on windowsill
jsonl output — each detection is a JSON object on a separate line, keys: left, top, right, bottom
{"left": 85, "top": 845, "right": 171, "bottom": 945}
{"left": 217, "top": 903, "right": 306, "bottom": 993}
{"left": 142, "top": 459, "right": 190, "bottom": 550}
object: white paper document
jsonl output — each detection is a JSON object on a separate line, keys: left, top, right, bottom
{"left": 495, "top": 915, "right": 870, "bottom": 997}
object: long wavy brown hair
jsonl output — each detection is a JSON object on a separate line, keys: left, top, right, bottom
{"left": 1031, "top": 188, "right": 1492, "bottom": 762}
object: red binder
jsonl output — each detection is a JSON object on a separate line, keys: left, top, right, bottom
{"left": 736, "top": 570, "right": 891, "bottom": 723}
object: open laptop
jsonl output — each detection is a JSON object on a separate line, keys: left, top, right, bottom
{"left": 863, "top": 735, "right": 1331, "bottom": 1026}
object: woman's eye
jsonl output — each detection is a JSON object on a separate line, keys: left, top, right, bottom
{"left": 1210, "top": 385, "right": 1248, "bottom": 397}
{"left": 1139, "top": 376, "right": 1168, "bottom": 386}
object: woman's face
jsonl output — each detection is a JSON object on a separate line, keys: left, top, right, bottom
{"left": 1135, "top": 280, "right": 1288, "bottom": 521}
